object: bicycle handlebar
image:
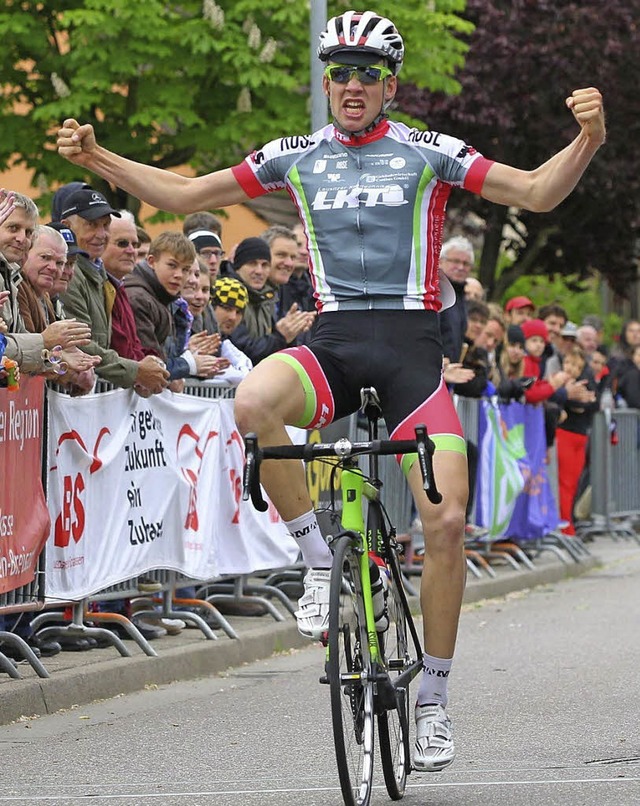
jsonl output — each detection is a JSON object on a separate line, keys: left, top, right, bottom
{"left": 242, "top": 424, "right": 442, "bottom": 512}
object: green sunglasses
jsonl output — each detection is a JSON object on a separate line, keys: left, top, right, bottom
{"left": 323, "top": 64, "right": 393, "bottom": 85}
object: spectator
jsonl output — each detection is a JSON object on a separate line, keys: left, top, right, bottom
{"left": 209, "top": 276, "right": 253, "bottom": 385}
{"left": 0, "top": 193, "right": 94, "bottom": 375}
{"left": 229, "top": 236, "right": 314, "bottom": 364}
{"left": 17, "top": 226, "right": 65, "bottom": 333}
{"left": 136, "top": 226, "right": 151, "bottom": 264}
{"left": 19, "top": 226, "right": 98, "bottom": 393}
{"left": 577, "top": 324, "right": 599, "bottom": 360}
{"left": 124, "top": 231, "right": 225, "bottom": 382}
{"left": 616, "top": 344, "right": 640, "bottom": 408}
{"left": 582, "top": 313, "right": 605, "bottom": 345}
{"left": 186, "top": 262, "right": 220, "bottom": 336}
{"left": 521, "top": 318, "right": 570, "bottom": 453}
{"left": 609, "top": 319, "right": 640, "bottom": 386}
{"left": 475, "top": 306, "right": 506, "bottom": 387}
{"left": 51, "top": 180, "right": 91, "bottom": 222}
{"left": 539, "top": 302, "right": 568, "bottom": 376}
{"left": 464, "top": 276, "right": 485, "bottom": 302}
{"left": 589, "top": 346, "right": 611, "bottom": 402}
{"left": 504, "top": 295, "right": 535, "bottom": 325}
{"left": 187, "top": 229, "right": 225, "bottom": 281}
{"left": 47, "top": 222, "right": 87, "bottom": 319}
{"left": 287, "top": 222, "right": 316, "bottom": 313}
{"left": 451, "top": 300, "right": 489, "bottom": 399}
{"left": 183, "top": 210, "right": 222, "bottom": 237}
{"left": 557, "top": 320, "right": 579, "bottom": 357}
{"left": 556, "top": 345, "right": 598, "bottom": 534}
{"left": 59, "top": 187, "right": 169, "bottom": 395}
{"left": 101, "top": 215, "right": 147, "bottom": 361}
{"left": 439, "top": 235, "right": 474, "bottom": 363}
{"left": 497, "top": 324, "right": 535, "bottom": 402}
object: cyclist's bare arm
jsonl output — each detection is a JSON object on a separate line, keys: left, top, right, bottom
{"left": 480, "top": 87, "right": 605, "bottom": 213}
{"left": 56, "top": 119, "right": 249, "bottom": 212}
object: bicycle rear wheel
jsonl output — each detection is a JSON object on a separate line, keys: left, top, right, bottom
{"left": 377, "top": 557, "right": 411, "bottom": 799}
{"left": 328, "top": 534, "right": 375, "bottom": 806}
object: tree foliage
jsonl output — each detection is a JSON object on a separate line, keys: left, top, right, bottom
{"left": 396, "top": 0, "right": 640, "bottom": 301}
{"left": 0, "top": 0, "right": 470, "bottom": 216}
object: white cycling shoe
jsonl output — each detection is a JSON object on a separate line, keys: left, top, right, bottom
{"left": 295, "top": 568, "right": 331, "bottom": 639}
{"left": 413, "top": 703, "right": 456, "bottom": 772}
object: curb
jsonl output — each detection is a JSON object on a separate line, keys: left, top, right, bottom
{"left": 0, "top": 552, "right": 602, "bottom": 726}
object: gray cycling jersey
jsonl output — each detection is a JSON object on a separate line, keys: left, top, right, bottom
{"left": 232, "top": 119, "right": 493, "bottom": 312}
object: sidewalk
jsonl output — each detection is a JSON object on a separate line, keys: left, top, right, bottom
{"left": 1, "top": 534, "right": 638, "bottom": 727}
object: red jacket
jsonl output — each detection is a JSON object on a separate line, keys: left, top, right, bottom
{"left": 522, "top": 352, "right": 556, "bottom": 404}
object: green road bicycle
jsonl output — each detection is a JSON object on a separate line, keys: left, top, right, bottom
{"left": 243, "top": 388, "right": 442, "bottom": 806}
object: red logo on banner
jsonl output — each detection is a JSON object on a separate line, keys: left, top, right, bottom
{"left": 51, "top": 428, "right": 109, "bottom": 547}
{"left": 176, "top": 425, "right": 219, "bottom": 530}
{"left": 0, "top": 377, "right": 49, "bottom": 595}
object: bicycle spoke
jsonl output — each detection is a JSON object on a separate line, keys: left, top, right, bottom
{"left": 328, "top": 535, "right": 375, "bottom": 806}
{"left": 378, "top": 551, "right": 411, "bottom": 799}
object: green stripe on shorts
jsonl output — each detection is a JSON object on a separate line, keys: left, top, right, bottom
{"left": 264, "top": 352, "right": 317, "bottom": 428}
{"left": 400, "top": 433, "right": 467, "bottom": 476}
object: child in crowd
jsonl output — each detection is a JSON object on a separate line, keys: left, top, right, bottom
{"left": 521, "top": 318, "right": 570, "bottom": 454}
{"left": 616, "top": 344, "right": 640, "bottom": 408}
{"left": 125, "top": 232, "right": 227, "bottom": 384}
{"left": 555, "top": 346, "right": 599, "bottom": 534}
{"left": 496, "top": 324, "right": 534, "bottom": 401}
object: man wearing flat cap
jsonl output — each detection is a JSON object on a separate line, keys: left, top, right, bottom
{"left": 60, "top": 187, "right": 169, "bottom": 394}
{"left": 229, "top": 236, "right": 315, "bottom": 365}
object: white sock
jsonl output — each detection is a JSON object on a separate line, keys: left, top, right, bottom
{"left": 416, "top": 653, "right": 452, "bottom": 708}
{"left": 284, "top": 510, "right": 332, "bottom": 569}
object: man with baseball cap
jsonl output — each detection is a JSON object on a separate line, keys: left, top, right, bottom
{"left": 504, "top": 295, "right": 535, "bottom": 325}
{"left": 59, "top": 187, "right": 168, "bottom": 394}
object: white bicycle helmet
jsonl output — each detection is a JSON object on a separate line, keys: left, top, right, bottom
{"left": 318, "top": 10, "right": 404, "bottom": 75}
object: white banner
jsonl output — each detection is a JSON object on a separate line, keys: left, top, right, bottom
{"left": 45, "top": 388, "right": 298, "bottom": 600}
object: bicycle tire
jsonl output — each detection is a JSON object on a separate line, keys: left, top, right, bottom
{"left": 328, "top": 534, "right": 375, "bottom": 806}
{"left": 377, "top": 560, "right": 411, "bottom": 800}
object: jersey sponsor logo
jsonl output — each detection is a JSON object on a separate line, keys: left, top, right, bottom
{"left": 313, "top": 159, "right": 327, "bottom": 173}
{"left": 311, "top": 183, "right": 408, "bottom": 210}
{"left": 328, "top": 173, "right": 341, "bottom": 181}
{"left": 336, "top": 160, "right": 348, "bottom": 169}
{"left": 251, "top": 149, "right": 265, "bottom": 166}
{"left": 408, "top": 129, "right": 443, "bottom": 147}
{"left": 390, "top": 157, "right": 406, "bottom": 169}
{"left": 456, "top": 144, "right": 477, "bottom": 159}
{"left": 280, "top": 135, "right": 313, "bottom": 152}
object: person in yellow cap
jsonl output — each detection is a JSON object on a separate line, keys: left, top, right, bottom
{"left": 209, "top": 276, "right": 252, "bottom": 385}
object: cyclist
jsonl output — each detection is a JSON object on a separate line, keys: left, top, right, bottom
{"left": 57, "top": 9, "right": 605, "bottom": 773}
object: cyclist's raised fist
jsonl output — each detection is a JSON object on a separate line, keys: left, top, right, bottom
{"left": 565, "top": 87, "right": 606, "bottom": 146}
{"left": 57, "top": 119, "right": 98, "bottom": 165}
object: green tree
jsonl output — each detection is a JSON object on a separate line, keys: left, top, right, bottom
{"left": 0, "top": 0, "right": 470, "bottom": 217}
{"left": 396, "top": 0, "right": 640, "bottom": 302}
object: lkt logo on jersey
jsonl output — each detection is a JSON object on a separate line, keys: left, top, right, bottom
{"left": 312, "top": 183, "right": 408, "bottom": 210}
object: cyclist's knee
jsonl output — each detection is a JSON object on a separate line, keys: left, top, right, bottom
{"left": 234, "top": 383, "right": 273, "bottom": 436}
{"left": 418, "top": 503, "right": 465, "bottom": 552}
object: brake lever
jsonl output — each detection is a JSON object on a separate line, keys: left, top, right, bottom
{"left": 414, "top": 423, "right": 443, "bottom": 505}
{"left": 242, "top": 433, "right": 268, "bottom": 512}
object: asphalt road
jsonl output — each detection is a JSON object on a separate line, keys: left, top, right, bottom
{"left": 2, "top": 551, "right": 640, "bottom": 805}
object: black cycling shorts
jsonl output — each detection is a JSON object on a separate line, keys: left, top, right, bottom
{"left": 266, "top": 310, "right": 465, "bottom": 461}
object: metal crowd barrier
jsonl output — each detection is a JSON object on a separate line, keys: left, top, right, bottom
{"left": 590, "top": 409, "right": 640, "bottom": 538}
{"left": 3, "top": 380, "right": 640, "bottom": 678}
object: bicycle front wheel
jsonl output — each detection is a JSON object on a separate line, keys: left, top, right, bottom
{"left": 328, "top": 534, "right": 375, "bottom": 806}
{"left": 377, "top": 566, "right": 411, "bottom": 800}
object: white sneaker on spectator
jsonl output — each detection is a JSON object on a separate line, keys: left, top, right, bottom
{"left": 413, "top": 703, "right": 455, "bottom": 772}
{"left": 295, "top": 568, "right": 331, "bottom": 639}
